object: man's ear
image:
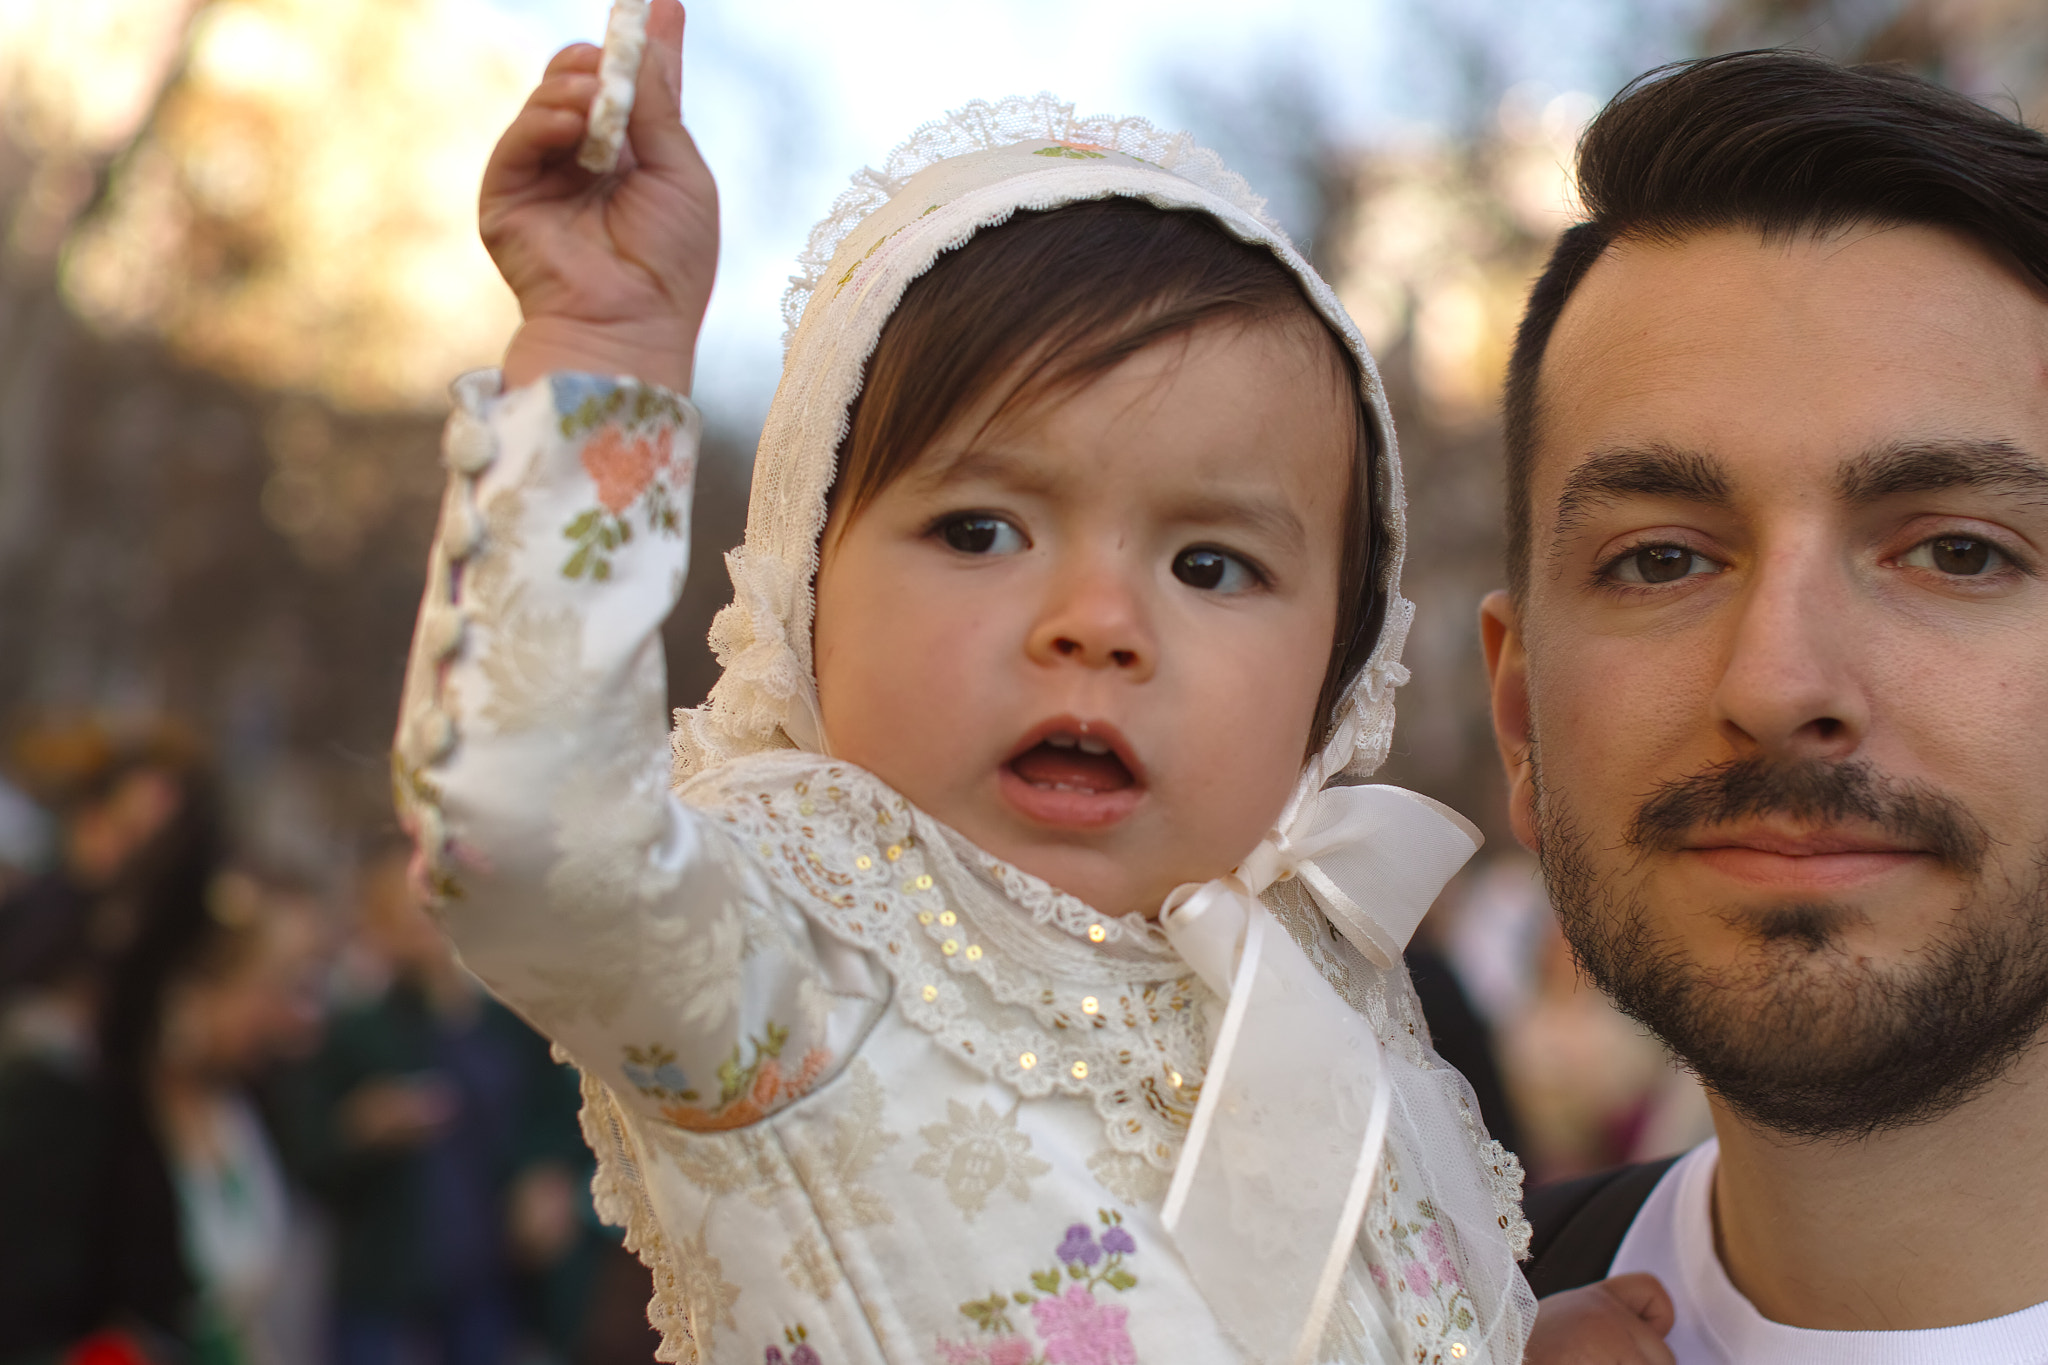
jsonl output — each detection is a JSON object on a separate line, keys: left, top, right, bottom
{"left": 1479, "top": 591, "right": 1539, "bottom": 854}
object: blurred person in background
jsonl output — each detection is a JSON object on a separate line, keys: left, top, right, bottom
{"left": 0, "top": 720, "right": 224, "bottom": 1363}
{"left": 155, "top": 869, "right": 333, "bottom": 1365}
{"left": 279, "top": 848, "right": 598, "bottom": 1365}
{"left": 0, "top": 773, "right": 51, "bottom": 901}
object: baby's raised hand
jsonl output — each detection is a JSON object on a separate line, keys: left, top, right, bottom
{"left": 481, "top": 0, "right": 716, "bottom": 394}
{"left": 1524, "top": 1273, "right": 1676, "bottom": 1365}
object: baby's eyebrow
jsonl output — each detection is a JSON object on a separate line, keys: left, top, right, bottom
{"left": 1158, "top": 491, "right": 1307, "bottom": 547}
{"left": 912, "top": 445, "right": 1059, "bottom": 496}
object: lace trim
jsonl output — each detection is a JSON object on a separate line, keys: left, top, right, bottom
{"left": 779, "top": 94, "right": 1280, "bottom": 352}
{"left": 577, "top": 1070, "right": 699, "bottom": 1363}
{"left": 682, "top": 753, "right": 1209, "bottom": 1172}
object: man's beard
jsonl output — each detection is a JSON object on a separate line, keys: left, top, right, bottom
{"left": 1535, "top": 749, "right": 2048, "bottom": 1141}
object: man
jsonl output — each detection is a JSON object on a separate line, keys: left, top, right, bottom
{"left": 1484, "top": 51, "right": 2048, "bottom": 1360}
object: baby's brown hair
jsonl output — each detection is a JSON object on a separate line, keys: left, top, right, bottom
{"left": 827, "top": 198, "right": 1386, "bottom": 749}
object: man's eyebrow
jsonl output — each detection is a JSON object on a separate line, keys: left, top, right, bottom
{"left": 1836, "top": 439, "right": 2048, "bottom": 506}
{"left": 1551, "top": 444, "right": 1734, "bottom": 539}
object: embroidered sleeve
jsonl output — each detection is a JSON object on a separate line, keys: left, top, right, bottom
{"left": 393, "top": 371, "right": 886, "bottom": 1132}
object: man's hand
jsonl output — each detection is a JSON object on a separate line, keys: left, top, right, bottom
{"left": 1525, "top": 1273, "right": 1677, "bottom": 1365}
{"left": 340, "top": 1074, "right": 457, "bottom": 1150}
{"left": 481, "top": 0, "right": 716, "bottom": 394}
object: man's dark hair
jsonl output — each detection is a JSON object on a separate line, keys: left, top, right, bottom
{"left": 1503, "top": 50, "right": 2048, "bottom": 596}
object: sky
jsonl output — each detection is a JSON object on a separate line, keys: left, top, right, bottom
{"left": 475, "top": 0, "right": 1705, "bottom": 430}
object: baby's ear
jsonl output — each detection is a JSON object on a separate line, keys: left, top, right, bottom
{"left": 1478, "top": 591, "right": 1537, "bottom": 853}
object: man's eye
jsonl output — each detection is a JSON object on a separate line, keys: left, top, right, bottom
{"left": 1172, "top": 547, "right": 1258, "bottom": 593}
{"left": 939, "top": 515, "right": 1025, "bottom": 556}
{"left": 1900, "top": 535, "right": 2003, "bottom": 576}
{"left": 1607, "top": 544, "right": 1718, "bottom": 585}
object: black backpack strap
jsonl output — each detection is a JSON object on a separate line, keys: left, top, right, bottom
{"left": 1521, "top": 1156, "right": 1682, "bottom": 1299}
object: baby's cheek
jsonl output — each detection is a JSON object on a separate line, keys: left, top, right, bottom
{"left": 1181, "top": 650, "right": 1319, "bottom": 848}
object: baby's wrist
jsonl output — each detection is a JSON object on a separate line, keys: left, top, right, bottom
{"left": 501, "top": 316, "right": 697, "bottom": 396}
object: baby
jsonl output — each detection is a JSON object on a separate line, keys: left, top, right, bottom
{"left": 394, "top": 3, "right": 1667, "bottom": 1360}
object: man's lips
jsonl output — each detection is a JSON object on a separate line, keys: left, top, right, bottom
{"left": 999, "top": 717, "right": 1146, "bottom": 830}
{"left": 1678, "top": 824, "right": 1931, "bottom": 889}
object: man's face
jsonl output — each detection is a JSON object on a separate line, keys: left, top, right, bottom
{"left": 1483, "top": 224, "right": 2048, "bottom": 1137}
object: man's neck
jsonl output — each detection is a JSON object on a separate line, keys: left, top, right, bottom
{"left": 1709, "top": 1044, "right": 2048, "bottom": 1331}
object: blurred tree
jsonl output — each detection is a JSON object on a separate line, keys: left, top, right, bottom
{"left": 0, "top": 0, "right": 750, "bottom": 869}
{"left": 1707, "top": 0, "right": 2048, "bottom": 117}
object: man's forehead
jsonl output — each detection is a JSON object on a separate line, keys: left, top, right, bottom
{"left": 1531, "top": 222, "right": 2048, "bottom": 510}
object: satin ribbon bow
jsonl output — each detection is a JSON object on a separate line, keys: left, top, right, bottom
{"left": 1157, "top": 784, "right": 1482, "bottom": 1365}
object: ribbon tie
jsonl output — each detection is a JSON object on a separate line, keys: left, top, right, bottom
{"left": 1157, "top": 784, "right": 1482, "bottom": 1364}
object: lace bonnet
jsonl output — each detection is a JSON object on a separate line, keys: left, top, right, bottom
{"left": 672, "top": 95, "right": 1414, "bottom": 791}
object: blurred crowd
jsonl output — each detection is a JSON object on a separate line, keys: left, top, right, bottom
{"left": 0, "top": 713, "right": 1708, "bottom": 1365}
{"left": 0, "top": 718, "right": 662, "bottom": 1365}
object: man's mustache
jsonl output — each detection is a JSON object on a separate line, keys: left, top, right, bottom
{"left": 1625, "top": 756, "right": 1989, "bottom": 875}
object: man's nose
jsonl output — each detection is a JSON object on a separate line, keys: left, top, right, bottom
{"left": 1025, "top": 557, "right": 1156, "bottom": 680}
{"left": 1712, "top": 543, "right": 1869, "bottom": 761}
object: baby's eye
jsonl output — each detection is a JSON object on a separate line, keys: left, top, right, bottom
{"left": 1604, "top": 544, "right": 1720, "bottom": 585}
{"left": 939, "top": 515, "right": 1026, "bottom": 556}
{"left": 1172, "top": 547, "right": 1258, "bottom": 594}
{"left": 1899, "top": 534, "right": 2006, "bottom": 577}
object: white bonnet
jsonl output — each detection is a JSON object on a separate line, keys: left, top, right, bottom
{"left": 672, "top": 95, "right": 1414, "bottom": 791}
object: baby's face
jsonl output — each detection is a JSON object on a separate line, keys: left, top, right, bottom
{"left": 813, "top": 317, "right": 1355, "bottom": 920}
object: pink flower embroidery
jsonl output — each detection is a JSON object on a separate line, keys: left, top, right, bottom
{"left": 1402, "top": 1260, "right": 1433, "bottom": 1296}
{"left": 581, "top": 426, "right": 672, "bottom": 513}
{"left": 1029, "top": 1286, "right": 1135, "bottom": 1365}
{"left": 1420, "top": 1222, "right": 1464, "bottom": 1291}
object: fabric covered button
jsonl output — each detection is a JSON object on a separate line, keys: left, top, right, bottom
{"left": 442, "top": 496, "right": 486, "bottom": 560}
{"left": 442, "top": 409, "right": 496, "bottom": 474}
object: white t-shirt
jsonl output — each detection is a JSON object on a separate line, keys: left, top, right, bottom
{"left": 1611, "top": 1139, "right": 2048, "bottom": 1363}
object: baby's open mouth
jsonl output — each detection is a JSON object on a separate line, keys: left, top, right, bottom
{"left": 998, "top": 719, "right": 1146, "bottom": 829}
{"left": 1008, "top": 733, "right": 1136, "bottom": 794}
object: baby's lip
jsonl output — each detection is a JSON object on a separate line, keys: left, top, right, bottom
{"left": 1003, "top": 716, "right": 1148, "bottom": 787}
{"left": 997, "top": 716, "right": 1148, "bottom": 831}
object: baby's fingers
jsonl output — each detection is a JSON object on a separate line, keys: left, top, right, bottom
{"left": 484, "top": 72, "right": 602, "bottom": 193}
{"left": 544, "top": 41, "right": 602, "bottom": 78}
{"left": 624, "top": 0, "right": 698, "bottom": 174}
{"left": 1600, "top": 1273, "right": 1676, "bottom": 1337}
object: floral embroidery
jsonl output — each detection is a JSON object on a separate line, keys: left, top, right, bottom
{"left": 1368, "top": 1198, "right": 1478, "bottom": 1343}
{"left": 781, "top": 1060, "right": 897, "bottom": 1297}
{"left": 554, "top": 373, "right": 693, "bottom": 437}
{"left": 671, "top": 1220, "right": 742, "bottom": 1350}
{"left": 782, "top": 1229, "right": 840, "bottom": 1301}
{"left": 1033, "top": 142, "right": 1108, "bottom": 159}
{"left": 764, "top": 1322, "right": 822, "bottom": 1365}
{"left": 622, "top": 1042, "right": 698, "bottom": 1103}
{"left": 476, "top": 587, "right": 586, "bottom": 732}
{"left": 550, "top": 378, "right": 691, "bottom": 582}
{"left": 914, "top": 1097, "right": 1051, "bottom": 1220}
{"left": 655, "top": 1019, "right": 832, "bottom": 1131}
{"left": 942, "top": 1210, "right": 1140, "bottom": 1365}
{"left": 1084, "top": 1148, "right": 1169, "bottom": 1206}
{"left": 644, "top": 1123, "right": 792, "bottom": 1206}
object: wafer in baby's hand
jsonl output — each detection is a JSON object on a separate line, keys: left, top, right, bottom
{"left": 576, "top": 0, "right": 650, "bottom": 174}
